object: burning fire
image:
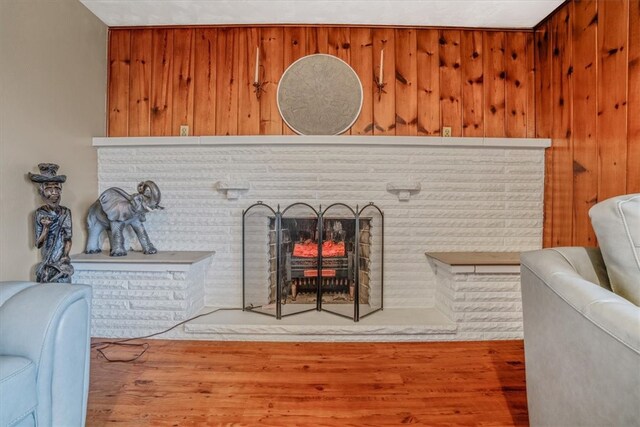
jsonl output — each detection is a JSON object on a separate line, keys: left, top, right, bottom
{"left": 293, "top": 241, "right": 345, "bottom": 258}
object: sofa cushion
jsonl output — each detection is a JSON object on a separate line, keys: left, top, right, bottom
{"left": 0, "top": 356, "right": 37, "bottom": 427}
{"left": 589, "top": 194, "right": 640, "bottom": 305}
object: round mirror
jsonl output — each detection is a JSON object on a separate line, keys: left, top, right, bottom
{"left": 277, "top": 54, "right": 363, "bottom": 135}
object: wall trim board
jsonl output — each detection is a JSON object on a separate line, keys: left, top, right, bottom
{"left": 93, "top": 135, "right": 551, "bottom": 149}
{"left": 109, "top": 25, "right": 537, "bottom": 33}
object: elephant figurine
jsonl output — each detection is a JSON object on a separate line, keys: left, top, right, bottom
{"left": 85, "top": 181, "right": 164, "bottom": 257}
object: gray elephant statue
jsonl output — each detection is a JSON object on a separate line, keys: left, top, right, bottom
{"left": 85, "top": 181, "right": 164, "bottom": 256}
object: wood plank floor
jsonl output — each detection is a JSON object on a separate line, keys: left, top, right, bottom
{"left": 87, "top": 339, "right": 529, "bottom": 426}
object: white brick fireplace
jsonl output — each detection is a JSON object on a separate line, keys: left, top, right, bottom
{"left": 78, "top": 135, "right": 549, "bottom": 340}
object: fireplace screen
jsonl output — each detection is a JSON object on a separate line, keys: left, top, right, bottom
{"left": 242, "top": 202, "right": 383, "bottom": 322}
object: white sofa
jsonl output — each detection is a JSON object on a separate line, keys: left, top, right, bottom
{"left": 521, "top": 246, "right": 640, "bottom": 426}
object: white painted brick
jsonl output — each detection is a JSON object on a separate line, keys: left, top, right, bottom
{"left": 458, "top": 321, "right": 523, "bottom": 332}
{"left": 454, "top": 282, "right": 520, "bottom": 293}
{"left": 129, "top": 300, "right": 187, "bottom": 311}
{"left": 461, "top": 311, "right": 523, "bottom": 322}
{"left": 95, "top": 143, "right": 544, "bottom": 340}
{"left": 451, "top": 301, "right": 522, "bottom": 312}
{"left": 464, "top": 292, "right": 522, "bottom": 302}
{"left": 91, "top": 300, "right": 129, "bottom": 310}
{"left": 127, "top": 280, "right": 189, "bottom": 290}
{"left": 92, "top": 309, "right": 175, "bottom": 321}
{"left": 93, "top": 289, "right": 175, "bottom": 301}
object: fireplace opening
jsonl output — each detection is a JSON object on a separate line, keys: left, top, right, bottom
{"left": 243, "top": 202, "right": 383, "bottom": 322}
{"left": 273, "top": 217, "right": 371, "bottom": 304}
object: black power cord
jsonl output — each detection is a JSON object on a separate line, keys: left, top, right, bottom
{"left": 91, "top": 307, "right": 243, "bottom": 362}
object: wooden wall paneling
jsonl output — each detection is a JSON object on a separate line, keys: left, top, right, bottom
{"left": 505, "top": 32, "right": 528, "bottom": 138}
{"left": 150, "top": 29, "right": 174, "bottom": 136}
{"left": 193, "top": 28, "right": 217, "bottom": 135}
{"left": 535, "top": 24, "right": 554, "bottom": 247}
{"left": 417, "top": 30, "right": 441, "bottom": 135}
{"left": 526, "top": 33, "right": 536, "bottom": 138}
{"left": 550, "top": 6, "right": 574, "bottom": 247}
{"left": 215, "top": 28, "right": 240, "bottom": 135}
{"left": 461, "top": 31, "right": 484, "bottom": 137}
{"left": 238, "top": 28, "right": 261, "bottom": 135}
{"left": 394, "top": 29, "right": 418, "bottom": 136}
{"left": 627, "top": 0, "right": 640, "bottom": 193}
{"left": 108, "top": 30, "right": 130, "bottom": 137}
{"left": 172, "top": 29, "right": 195, "bottom": 136}
{"left": 129, "top": 29, "right": 152, "bottom": 137}
{"left": 597, "top": 0, "right": 629, "bottom": 200}
{"left": 534, "top": 27, "right": 552, "bottom": 139}
{"left": 307, "top": 27, "right": 330, "bottom": 54}
{"left": 328, "top": 27, "right": 351, "bottom": 62}
{"left": 571, "top": 0, "right": 598, "bottom": 246}
{"left": 282, "top": 27, "right": 308, "bottom": 135}
{"left": 372, "top": 28, "right": 396, "bottom": 135}
{"left": 439, "top": 30, "right": 463, "bottom": 136}
{"left": 483, "top": 32, "right": 506, "bottom": 137}
{"left": 284, "top": 27, "right": 307, "bottom": 67}
{"left": 328, "top": 27, "right": 351, "bottom": 134}
{"left": 350, "top": 28, "right": 374, "bottom": 135}
{"left": 260, "top": 27, "right": 284, "bottom": 135}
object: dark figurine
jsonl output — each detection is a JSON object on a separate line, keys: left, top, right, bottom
{"left": 28, "top": 163, "right": 74, "bottom": 283}
{"left": 85, "top": 181, "right": 163, "bottom": 257}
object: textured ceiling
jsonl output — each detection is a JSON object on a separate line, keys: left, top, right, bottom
{"left": 79, "top": 0, "right": 563, "bottom": 28}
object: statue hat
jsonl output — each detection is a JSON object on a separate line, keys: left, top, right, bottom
{"left": 29, "top": 163, "right": 67, "bottom": 184}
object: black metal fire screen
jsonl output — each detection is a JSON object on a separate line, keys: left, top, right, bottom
{"left": 242, "top": 202, "right": 384, "bottom": 322}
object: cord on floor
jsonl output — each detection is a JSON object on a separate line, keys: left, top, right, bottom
{"left": 91, "top": 307, "right": 243, "bottom": 362}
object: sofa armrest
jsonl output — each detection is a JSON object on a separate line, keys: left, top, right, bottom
{"left": 0, "top": 281, "right": 37, "bottom": 306}
{"left": 522, "top": 247, "right": 611, "bottom": 290}
{"left": 520, "top": 248, "right": 640, "bottom": 426}
{"left": 0, "top": 284, "right": 92, "bottom": 427}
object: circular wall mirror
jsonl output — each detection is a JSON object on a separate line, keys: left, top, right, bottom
{"left": 277, "top": 54, "right": 363, "bottom": 135}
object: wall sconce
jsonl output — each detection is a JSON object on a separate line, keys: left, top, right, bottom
{"left": 253, "top": 46, "right": 264, "bottom": 99}
{"left": 376, "top": 48, "right": 386, "bottom": 99}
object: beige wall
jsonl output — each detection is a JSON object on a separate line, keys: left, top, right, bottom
{"left": 0, "top": 0, "right": 107, "bottom": 280}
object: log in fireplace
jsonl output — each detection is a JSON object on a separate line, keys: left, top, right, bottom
{"left": 242, "top": 202, "right": 383, "bottom": 322}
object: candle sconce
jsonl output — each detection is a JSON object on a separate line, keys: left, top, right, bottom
{"left": 375, "top": 78, "right": 387, "bottom": 99}
{"left": 253, "top": 80, "right": 265, "bottom": 99}
{"left": 376, "top": 48, "right": 386, "bottom": 100}
{"left": 253, "top": 46, "right": 264, "bottom": 99}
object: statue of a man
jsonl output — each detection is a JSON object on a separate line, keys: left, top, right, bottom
{"left": 28, "top": 163, "right": 74, "bottom": 283}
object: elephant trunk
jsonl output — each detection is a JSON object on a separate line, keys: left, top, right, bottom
{"left": 137, "top": 180, "right": 164, "bottom": 210}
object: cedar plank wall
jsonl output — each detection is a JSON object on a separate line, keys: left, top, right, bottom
{"left": 107, "top": 14, "right": 639, "bottom": 247}
{"left": 536, "top": 0, "right": 639, "bottom": 247}
{"left": 108, "top": 27, "right": 535, "bottom": 138}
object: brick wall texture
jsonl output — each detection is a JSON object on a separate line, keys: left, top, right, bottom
{"left": 92, "top": 143, "right": 545, "bottom": 338}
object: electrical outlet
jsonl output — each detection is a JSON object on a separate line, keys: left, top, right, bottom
{"left": 442, "top": 127, "right": 452, "bottom": 137}
{"left": 180, "top": 125, "right": 189, "bottom": 137}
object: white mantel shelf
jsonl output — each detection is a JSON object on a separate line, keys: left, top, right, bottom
{"left": 426, "top": 251, "right": 521, "bottom": 274}
{"left": 93, "top": 135, "right": 551, "bottom": 149}
{"left": 72, "top": 250, "right": 215, "bottom": 272}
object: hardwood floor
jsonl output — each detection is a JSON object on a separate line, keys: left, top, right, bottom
{"left": 87, "top": 339, "right": 528, "bottom": 426}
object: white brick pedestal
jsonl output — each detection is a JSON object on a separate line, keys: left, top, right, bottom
{"left": 72, "top": 251, "right": 214, "bottom": 338}
{"left": 427, "top": 252, "right": 523, "bottom": 340}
